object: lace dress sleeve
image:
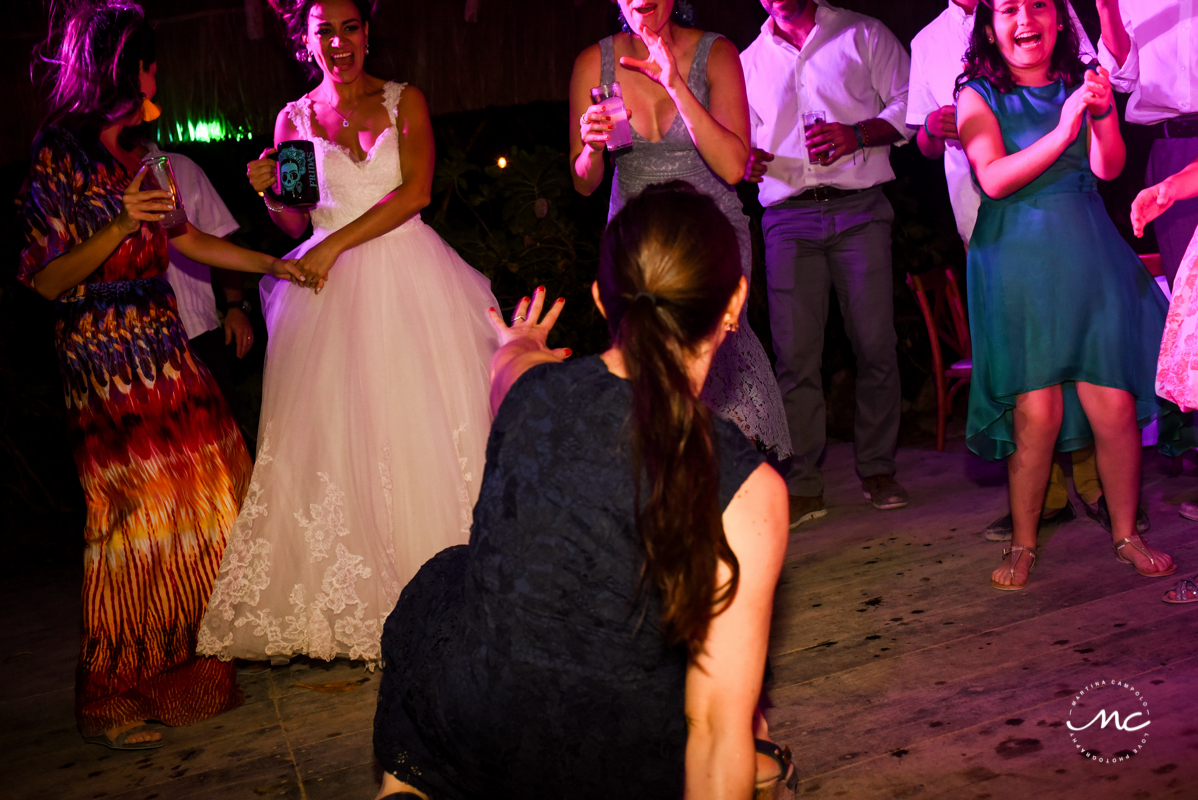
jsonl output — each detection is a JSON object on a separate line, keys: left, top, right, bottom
{"left": 382, "top": 81, "right": 408, "bottom": 127}
{"left": 284, "top": 96, "right": 315, "bottom": 140}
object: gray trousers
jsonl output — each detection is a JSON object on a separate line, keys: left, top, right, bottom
{"left": 762, "top": 187, "right": 900, "bottom": 496}
{"left": 1148, "top": 136, "right": 1198, "bottom": 286}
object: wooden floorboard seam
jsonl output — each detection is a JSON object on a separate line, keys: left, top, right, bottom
{"left": 270, "top": 667, "right": 311, "bottom": 800}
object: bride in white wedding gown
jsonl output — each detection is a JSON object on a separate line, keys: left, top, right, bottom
{"left": 197, "top": 0, "right": 497, "bottom": 665}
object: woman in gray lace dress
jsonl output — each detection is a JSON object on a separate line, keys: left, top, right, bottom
{"left": 569, "top": 0, "right": 792, "bottom": 465}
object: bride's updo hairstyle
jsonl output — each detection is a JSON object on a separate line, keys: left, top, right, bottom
{"left": 33, "top": 1, "right": 156, "bottom": 134}
{"left": 599, "top": 181, "right": 742, "bottom": 658}
{"left": 268, "top": 0, "right": 377, "bottom": 79}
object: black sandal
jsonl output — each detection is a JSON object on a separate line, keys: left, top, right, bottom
{"left": 755, "top": 737, "right": 798, "bottom": 794}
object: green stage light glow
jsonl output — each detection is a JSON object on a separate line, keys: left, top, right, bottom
{"left": 161, "top": 118, "right": 253, "bottom": 144}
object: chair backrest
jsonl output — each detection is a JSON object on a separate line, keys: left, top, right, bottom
{"left": 1139, "top": 253, "right": 1164, "bottom": 277}
{"left": 906, "top": 268, "right": 971, "bottom": 365}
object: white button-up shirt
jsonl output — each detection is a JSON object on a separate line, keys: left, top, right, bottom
{"left": 741, "top": 1, "right": 911, "bottom": 207}
{"left": 907, "top": 1, "right": 1095, "bottom": 241}
{"left": 147, "top": 145, "right": 241, "bottom": 339}
{"left": 1098, "top": 0, "right": 1198, "bottom": 124}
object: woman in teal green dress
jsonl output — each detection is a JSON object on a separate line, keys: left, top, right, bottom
{"left": 956, "top": 0, "right": 1179, "bottom": 590}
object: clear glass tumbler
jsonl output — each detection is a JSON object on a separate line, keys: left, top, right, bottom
{"left": 590, "top": 82, "right": 634, "bottom": 151}
{"left": 140, "top": 155, "right": 188, "bottom": 227}
{"left": 803, "top": 110, "right": 830, "bottom": 165}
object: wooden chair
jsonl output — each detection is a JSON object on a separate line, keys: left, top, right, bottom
{"left": 907, "top": 268, "right": 972, "bottom": 451}
{"left": 1139, "top": 253, "right": 1164, "bottom": 277}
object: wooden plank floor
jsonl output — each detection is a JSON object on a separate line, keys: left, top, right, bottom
{"left": 3, "top": 441, "right": 1197, "bottom": 799}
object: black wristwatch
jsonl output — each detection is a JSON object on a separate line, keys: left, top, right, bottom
{"left": 231, "top": 299, "right": 252, "bottom": 314}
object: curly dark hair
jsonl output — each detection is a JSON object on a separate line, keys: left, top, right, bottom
{"left": 954, "top": 0, "right": 1086, "bottom": 98}
{"left": 268, "top": 0, "right": 377, "bottom": 79}
{"left": 33, "top": 1, "right": 156, "bottom": 135}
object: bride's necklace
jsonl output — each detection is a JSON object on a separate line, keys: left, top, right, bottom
{"left": 317, "top": 92, "right": 360, "bottom": 128}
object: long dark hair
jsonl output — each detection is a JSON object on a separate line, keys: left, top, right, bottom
{"left": 268, "top": 0, "right": 377, "bottom": 79}
{"left": 954, "top": 0, "right": 1085, "bottom": 97}
{"left": 599, "top": 182, "right": 742, "bottom": 658}
{"left": 33, "top": 1, "right": 156, "bottom": 136}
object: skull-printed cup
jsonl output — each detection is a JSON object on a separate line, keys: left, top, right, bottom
{"left": 272, "top": 140, "right": 319, "bottom": 207}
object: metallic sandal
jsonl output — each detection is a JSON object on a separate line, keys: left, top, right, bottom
{"left": 1113, "top": 534, "right": 1178, "bottom": 578}
{"left": 990, "top": 545, "right": 1036, "bottom": 591}
{"left": 1162, "top": 577, "right": 1198, "bottom": 604}
{"left": 755, "top": 738, "right": 799, "bottom": 797}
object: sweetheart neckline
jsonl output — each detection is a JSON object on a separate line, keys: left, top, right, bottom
{"left": 311, "top": 125, "right": 396, "bottom": 166}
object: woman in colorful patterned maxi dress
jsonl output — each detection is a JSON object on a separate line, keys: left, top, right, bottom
{"left": 17, "top": 2, "right": 301, "bottom": 749}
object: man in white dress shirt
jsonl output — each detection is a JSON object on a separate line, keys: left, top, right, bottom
{"left": 907, "top": 0, "right": 1126, "bottom": 541}
{"left": 146, "top": 143, "right": 254, "bottom": 415}
{"left": 742, "top": 0, "right": 911, "bottom": 527}
{"left": 1097, "top": 0, "right": 1198, "bottom": 288}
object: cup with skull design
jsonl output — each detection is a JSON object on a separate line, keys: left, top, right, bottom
{"left": 271, "top": 140, "right": 320, "bottom": 207}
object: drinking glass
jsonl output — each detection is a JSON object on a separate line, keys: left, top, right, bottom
{"left": 139, "top": 155, "right": 188, "bottom": 227}
{"left": 803, "top": 110, "right": 830, "bottom": 165}
{"left": 590, "top": 83, "right": 633, "bottom": 151}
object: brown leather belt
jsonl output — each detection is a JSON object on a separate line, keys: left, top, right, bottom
{"left": 782, "top": 185, "right": 868, "bottom": 204}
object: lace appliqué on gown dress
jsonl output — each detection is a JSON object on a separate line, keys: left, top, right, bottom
{"left": 1158, "top": 227, "right": 1198, "bottom": 411}
{"left": 196, "top": 80, "right": 498, "bottom": 667}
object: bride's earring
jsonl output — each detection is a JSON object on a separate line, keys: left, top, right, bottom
{"left": 296, "top": 48, "right": 313, "bottom": 62}
{"left": 365, "top": 42, "right": 370, "bottom": 55}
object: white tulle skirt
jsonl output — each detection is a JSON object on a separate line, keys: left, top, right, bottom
{"left": 197, "top": 217, "right": 498, "bottom": 664}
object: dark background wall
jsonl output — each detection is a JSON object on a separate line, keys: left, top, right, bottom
{"left": 1, "top": 0, "right": 1101, "bottom": 167}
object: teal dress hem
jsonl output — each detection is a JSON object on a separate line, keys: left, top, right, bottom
{"left": 962, "top": 77, "right": 1191, "bottom": 461}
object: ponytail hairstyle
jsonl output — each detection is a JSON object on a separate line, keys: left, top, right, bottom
{"left": 267, "top": 0, "right": 377, "bottom": 80}
{"left": 34, "top": 1, "right": 156, "bottom": 136}
{"left": 599, "top": 181, "right": 742, "bottom": 658}
{"left": 954, "top": 0, "right": 1085, "bottom": 98}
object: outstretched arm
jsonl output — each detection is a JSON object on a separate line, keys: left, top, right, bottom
{"left": 1132, "top": 158, "right": 1198, "bottom": 237}
{"left": 683, "top": 463, "right": 788, "bottom": 799}
{"left": 486, "top": 287, "right": 571, "bottom": 415}
{"left": 171, "top": 223, "right": 299, "bottom": 280}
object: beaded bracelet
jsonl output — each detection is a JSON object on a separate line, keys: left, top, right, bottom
{"left": 1091, "top": 103, "right": 1114, "bottom": 121}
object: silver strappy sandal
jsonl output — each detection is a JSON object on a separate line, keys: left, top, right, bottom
{"left": 1113, "top": 534, "right": 1178, "bottom": 578}
{"left": 991, "top": 544, "right": 1036, "bottom": 591}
